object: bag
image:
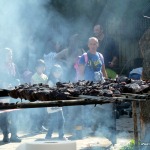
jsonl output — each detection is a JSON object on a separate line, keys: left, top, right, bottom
{"left": 74, "top": 53, "right": 87, "bottom": 81}
{"left": 74, "top": 52, "right": 104, "bottom": 81}
{"left": 94, "top": 71, "right": 105, "bottom": 83}
{"left": 129, "top": 73, "right": 141, "bottom": 80}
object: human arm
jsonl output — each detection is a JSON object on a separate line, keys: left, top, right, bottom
{"left": 99, "top": 53, "right": 108, "bottom": 78}
{"left": 102, "top": 64, "right": 108, "bottom": 78}
{"left": 78, "top": 64, "right": 85, "bottom": 80}
{"left": 54, "top": 49, "right": 68, "bottom": 66}
{"left": 109, "top": 56, "right": 118, "bottom": 68}
{"left": 54, "top": 49, "right": 67, "bottom": 60}
{"left": 77, "top": 54, "right": 86, "bottom": 80}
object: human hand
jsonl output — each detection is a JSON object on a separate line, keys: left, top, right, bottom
{"left": 109, "top": 62, "right": 115, "bottom": 68}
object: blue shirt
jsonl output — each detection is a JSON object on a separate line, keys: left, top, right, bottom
{"left": 79, "top": 52, "right": 104, "bottom": 81}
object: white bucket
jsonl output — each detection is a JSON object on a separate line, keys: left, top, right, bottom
{"left": 16, "top": 141, "right": 76, "bottom": 150}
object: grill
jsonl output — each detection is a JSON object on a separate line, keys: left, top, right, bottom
{"left": 0, "top": 78, "right": 150, "bottom": 147}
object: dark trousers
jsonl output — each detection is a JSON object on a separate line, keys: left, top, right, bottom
{"left": 0, "top": 113, "right": 9, "bottom": 136}
{"left": 30, "top": 108, "right": 47, "bottom": 131}
{"left": 46, "top": 111, "right": 64, "bottom": 138}
{"left": 0, "top": 112, "right": 17, "bottom": 138}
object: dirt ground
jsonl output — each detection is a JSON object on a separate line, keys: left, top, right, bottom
{"left": 0, "top": 114, "right": 138, "bottom": 150}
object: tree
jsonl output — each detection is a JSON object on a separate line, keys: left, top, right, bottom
{"left": 139, "top": 27, "right": 150, "bottom": 147}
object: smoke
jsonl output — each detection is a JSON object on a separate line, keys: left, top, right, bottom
{"left": 0, "top": 0, "right": 41, "bottom": 62}
{"left": 0, "top": 0, "right": 71, "bottom": 135}
{"left": 0, "top": 0, "right": 70, "bottom": 63}
{"left": 98, "top": 0, "right": 150, "bottom": 38}
{"left": 0, "top": 0, "right": 138, "bottom": 146}
{"left": 96, "top": 0, "right": 130, "bottom": 34}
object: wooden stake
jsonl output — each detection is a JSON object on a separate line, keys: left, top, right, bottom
{"left": 132, "top": 101, "right": 139, "bottom": 150}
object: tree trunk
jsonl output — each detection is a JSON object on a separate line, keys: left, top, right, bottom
{"left": 139, "top": 27, "right": 150, "bottom": 145}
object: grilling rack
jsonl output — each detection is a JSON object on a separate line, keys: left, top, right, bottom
{"left": 0, "top": 89, "right": 150, "bottom": 148}
{"left": 0, "top": 92, "right": 149, "bottom": 109}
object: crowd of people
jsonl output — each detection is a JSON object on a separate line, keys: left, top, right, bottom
{"left": 0, "top": 24, "right": 120, "bottom": 142}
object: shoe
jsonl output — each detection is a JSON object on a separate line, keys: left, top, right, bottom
{"left": 68, "top": 135, "right": 76, "bottom": 140}
{"left": 10, "top": 136, "right": 21, "bottom": 142}
{"left": 88, "top": 131, "right": 95, "bottom": 136}
{"left": 3, "top": 137, "right": 10, "bottom": 143}
{"left": 45, "top": 136, "right": 52, "bottom": 140}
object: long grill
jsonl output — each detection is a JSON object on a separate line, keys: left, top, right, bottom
{"left": 0, "top": 78, "right": 150, "bottom": 146}
{"left": 0, "top": 78, "right": 149, "bottom": 109}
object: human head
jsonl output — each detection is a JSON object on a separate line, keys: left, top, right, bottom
{"left": 50, "top": 64, "right": 62, "bottom": 79}
{"left": 35, "top": 59, "right": 46, "bottom": 74}
{"left": 93, "top": 24, "right": 104, "bottom": 38}
{"left": 88, "top": 37, "right": 99, "bottom": 53}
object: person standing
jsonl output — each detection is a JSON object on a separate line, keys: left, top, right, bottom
{"left": 30, "top": 59, "right": 48, "bottom": 133}
{"left": 55, "top": 34, "right": 85, "bottom": 136}
{"left": 31, "top": 59, "right": 48, "bottom": 84}
{"left": 93, "top": 24, "right": 119, "bottom": 79}
{"left": 55, "top": 34, "right": 85, "bottom": 82}
{"left": 45, "top": 64, "right": 66, "bottom": 140}
{"left": 43, "top": 40, "right": 63, "bottom": 76}
{"left": 0, "top": 48, "right": 21, "bottom": 142}
{"left": 78, "top": 37, "right": 109, "bottom": 136}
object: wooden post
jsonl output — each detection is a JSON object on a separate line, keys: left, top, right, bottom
{"left": 132, "top": 101, "right": 139, "bottom": 150}
{"left": 111, "top": 103, "right": 117, "bottom": 145}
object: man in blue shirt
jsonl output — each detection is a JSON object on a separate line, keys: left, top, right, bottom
{"left": 78, "top": 37, "right": 109, "bottom": 136}
{"left": 78, "top": 37, "right": 107, "bottom": 81}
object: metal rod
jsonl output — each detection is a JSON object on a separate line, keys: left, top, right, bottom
{"left": 0, "top": 99, "right": 115, "bottom": 110}
{"left": 79, "top": 95, "right": 147, "bottom": 102}
{"left": 122, "top": 93, "right": 150, "bottom": 98}
{"left": 0, "top": 95, "right": 148, "bottom": 110}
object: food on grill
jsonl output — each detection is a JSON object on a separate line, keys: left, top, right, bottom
{"left": 6, "top": 78, "right": 150, "bottom": 102}
{"left": 0, "top": 89, "right": 10, "bottom": 97}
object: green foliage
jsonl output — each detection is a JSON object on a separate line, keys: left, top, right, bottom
{"left": 120, "top": 139, "right": 135, "bottom": 150}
